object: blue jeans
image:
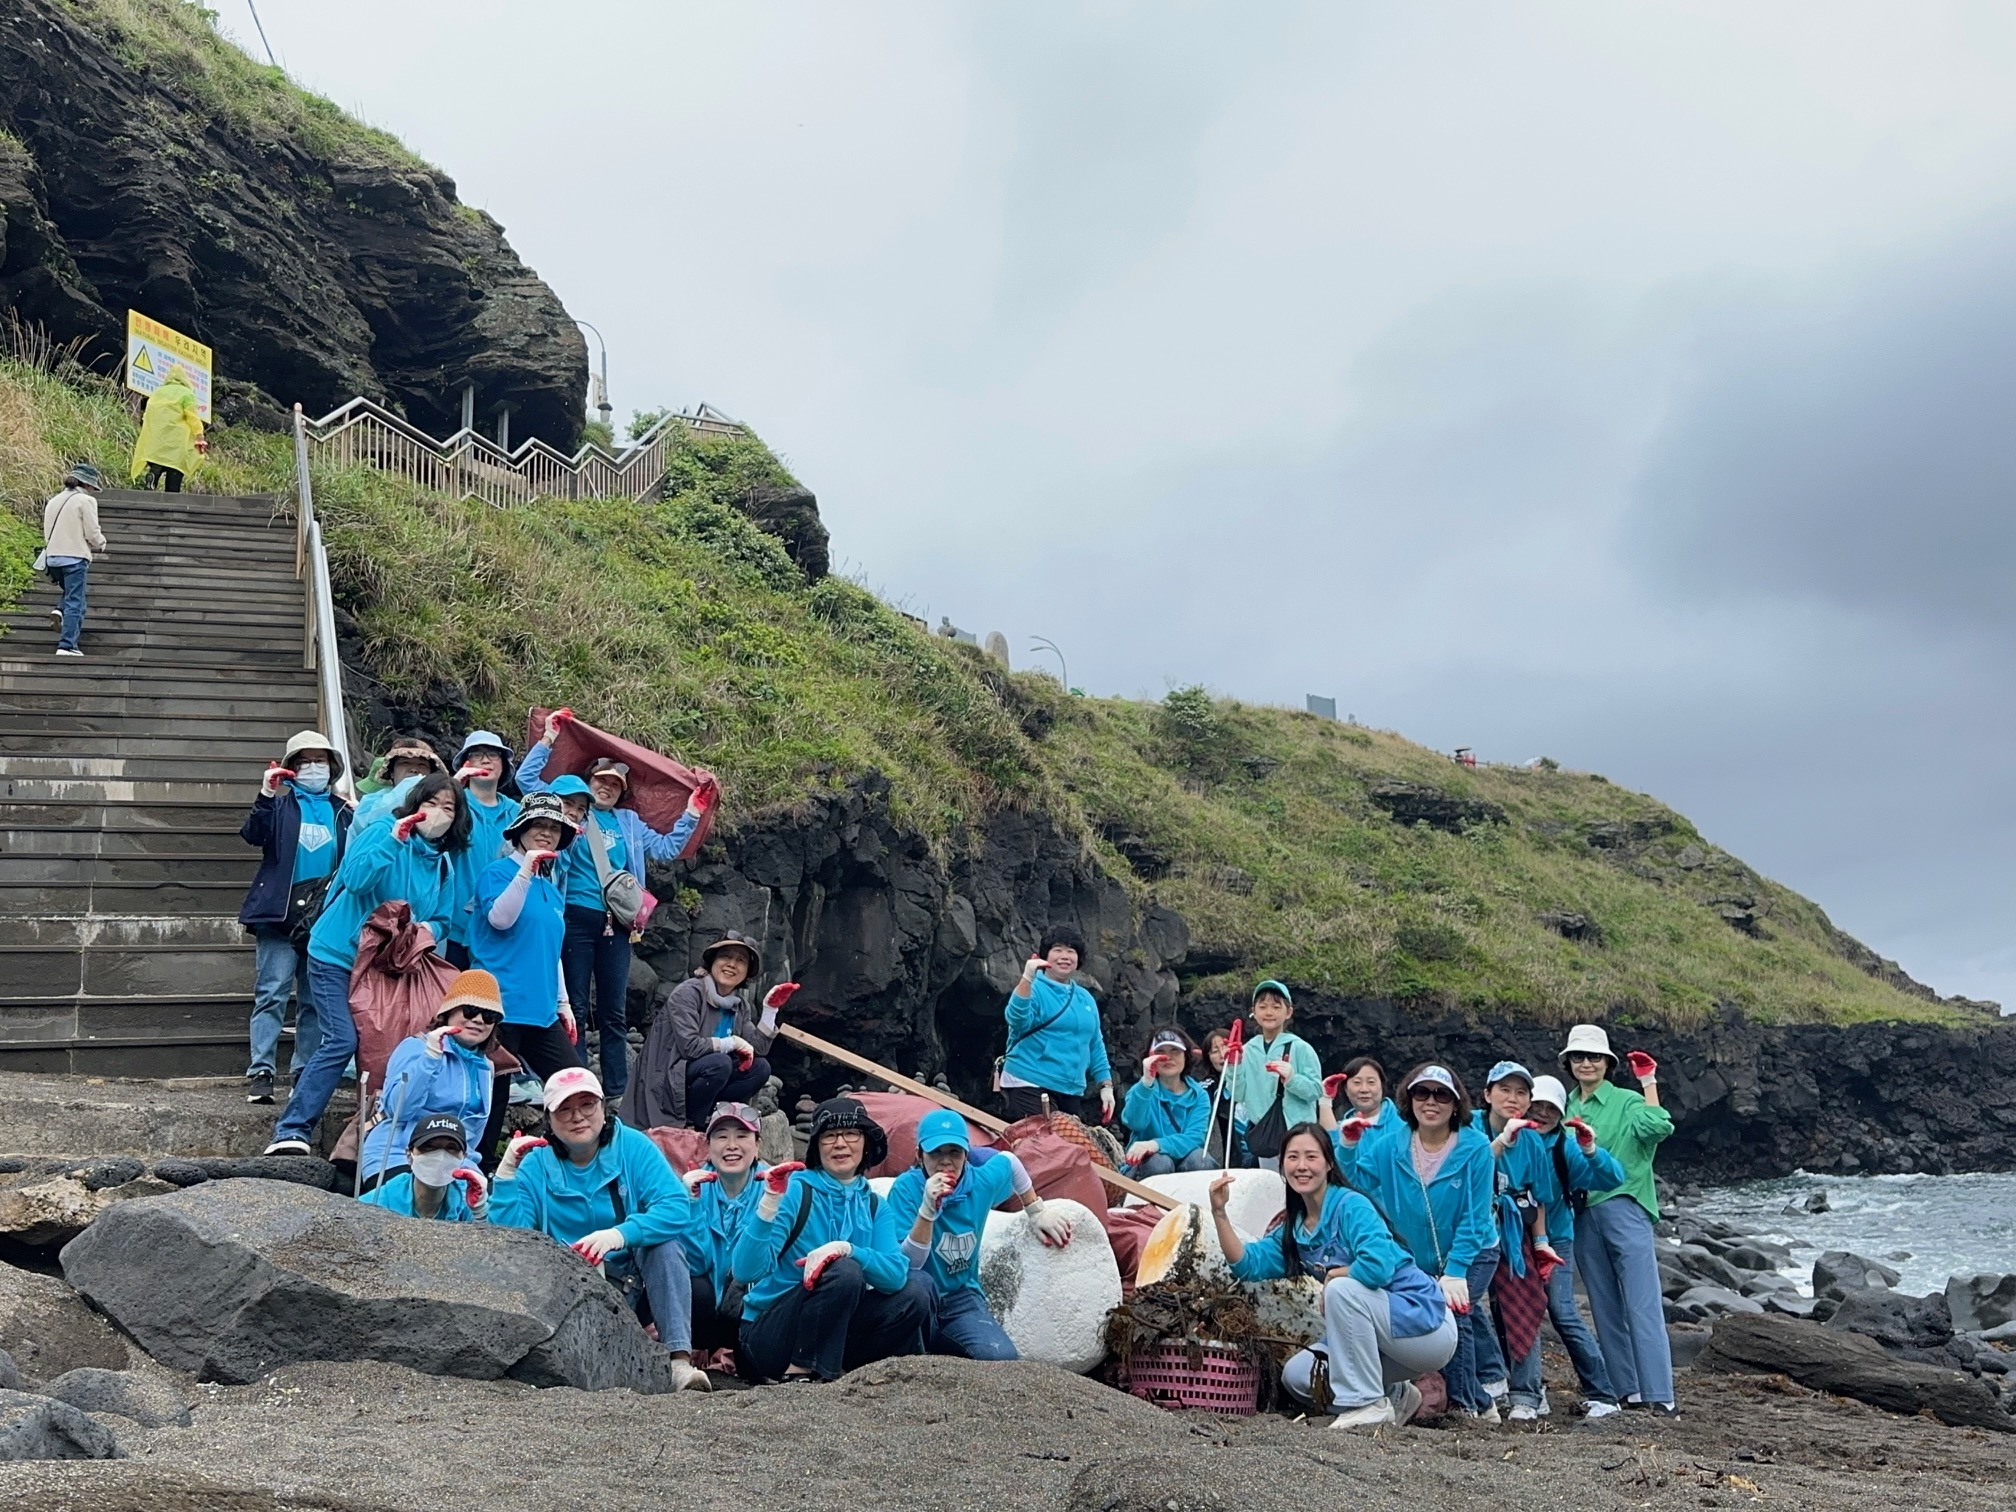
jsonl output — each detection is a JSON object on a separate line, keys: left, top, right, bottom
{"left": 608, "top": 1241, "right": 694, "bottom": 1355}
{"left": 1545, "top": 1235, "right": 1617, "bottom": 1403}
{"left": 271, "top": 957, "right": 358, "bottom": 1144}
{"left": 1577, "top": 1197, "right": 1673, "bottom": 1405}
{"left": 562, "top": 905, "right": 632, "bottom": 1100}
{"left": 248, "top": 927, "right": 319, "bottom": 1077}
{"left": 927, "top": 1283, "right": 1017, "bottom": 1361}
{"left": 52, "top": 560, "right": 88, "bottom": 650}
{"left": 1440, "top": 1245, "right": 1507, "bottom": 1413}
{"left": 1132, "top": 1150, "right": 1216, "bottom": 1177}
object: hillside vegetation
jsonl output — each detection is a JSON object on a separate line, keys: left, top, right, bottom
{"left": 0, "top": 351, "right": 1973, "bottom": 1032}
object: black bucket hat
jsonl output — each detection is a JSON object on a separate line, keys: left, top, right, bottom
{"left": 504, "top": 792, "right": 577, "bottom": 850}
{"left": 805, "top": 1097, "right": 887, "bottom": 1171}
{"left": 701, "top": 930, "right": 763, "bottom": 977}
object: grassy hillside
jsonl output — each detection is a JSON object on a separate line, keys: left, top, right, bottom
{"left": 0, "top": 355, "right": 1972, "bottom": 1029}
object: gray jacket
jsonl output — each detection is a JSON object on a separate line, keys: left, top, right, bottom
{"left": 618, "top": 973, "right": 776, "bottom": 1129}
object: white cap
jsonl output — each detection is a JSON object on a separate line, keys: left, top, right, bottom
{"left": 1530, "top": 1075, "right": 1569, "bottom": 1112}
{"left": 541, "top": 1065, "right": 604, "bottom": 1111}
{"left": 1559, "top": 1023, "right": 1615, "bottom": 1067}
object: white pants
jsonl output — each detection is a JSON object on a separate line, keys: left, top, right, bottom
{"left": 1280, "top": 1276, "right": 1460, "bottom": 1412}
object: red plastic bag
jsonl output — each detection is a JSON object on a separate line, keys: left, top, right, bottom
{"left": 991, "top": 1118, "right": 1109, "bottom": 1217}
{"left": 329, "top": 902, "right": 459, "bottom": 1165}
{"left": 644, "top": 1126, "right": 710, "bottom": 1175}
{"left": 1102, "top": 1204, "right": 1166, "bottom": 1289}
{"left": 848, "top": 1093, "right": 995, "bottom": 1178}
{"left": 525, "top": 707, "right": 716, "bottom": 858}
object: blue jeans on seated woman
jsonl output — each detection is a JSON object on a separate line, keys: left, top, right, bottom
{"left": 926, "top": 1285, "right": 1018, "bottom": 1361}
{"left": 1131, "top": 1150, "right": 1216, "bottom": 1178}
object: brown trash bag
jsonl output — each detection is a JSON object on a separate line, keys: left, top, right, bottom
{"left": 991, "top": 1117, "right": 1109, "bottom": 1219}
{"left": 645, "top": 1125, "right": 709, "bottom": 1176}
{"left": 327, "top": 901, "right": 460, "bottom": 1167}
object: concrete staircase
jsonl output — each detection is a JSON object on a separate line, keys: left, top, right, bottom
{"left": 0, "top": 490, "right": 316, "bottom": 1075}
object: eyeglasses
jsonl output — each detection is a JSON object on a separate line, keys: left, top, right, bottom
{"left": 821, "top": 1129, "right": 867, "bottom": 1142}
{"left": 1409, "top": 1086, "right": 1457, "bottom": 1104}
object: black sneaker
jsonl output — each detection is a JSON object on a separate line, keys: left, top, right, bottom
{"left": 263, "top": 1138, "right": 312, "bottom": 1157}
{"left": 246, "top": 1071, "right": 276, "bottom": 1104}
{"left": 1647, "top": 1402, "right": 1679, "bottom": 1418}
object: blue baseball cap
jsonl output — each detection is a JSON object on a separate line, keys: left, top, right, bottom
{"left": 1485, "top": 1060, "right": 1534, "bottom": 1089}
{"left": 547, "top": 775, "right": 592, "bottom": 799}
{"left": 916, "top": 1109, "right": 971, "bottom": 1153}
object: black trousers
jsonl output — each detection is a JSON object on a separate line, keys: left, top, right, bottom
{"left": 474, "top": 1020, "right": 582, "bottom": 1168}
{"left": 689, "top": 1272, "right": 746, "bottom": 1354}
{"left": 141, "top": 463, "right": 184, "bottom": 492}
{"left": 1002, "top": 1085, "right": 1084, "bottom": 1121}
{"left": 738, "top": 1258, "right": 929, "bottom": 1381}
{"left": 686, "top": 1052, "right": 772, "bottom": 1129}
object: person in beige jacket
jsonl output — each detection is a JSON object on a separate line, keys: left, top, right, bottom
{"left": 41, "top": 463, "right": 107, "bottom": 656}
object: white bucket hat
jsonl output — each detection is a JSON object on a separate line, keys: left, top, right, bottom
{"left": 1559, "top": 1023, "right": 1615, "bottom": 1068}
{"left": 1529, "top": 1074, "right": 1569, "bottom": 1112}
{"left": 282, "top": 730, "right": 345, "bottom": 779}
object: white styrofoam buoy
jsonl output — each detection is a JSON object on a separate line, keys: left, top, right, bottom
{"left": 1133, "top": 1197, "right": 1323, "bottom": 1348}
{"left": 1131, "top": 1168, "right": 1284, "bottom": 1239}
{"left": 977, "top": 1198, "right": 1120, "bottom": 1373}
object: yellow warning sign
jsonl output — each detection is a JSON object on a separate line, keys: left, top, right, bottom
{"left": 125, "top": 310, "right": 213, "bottom": 421}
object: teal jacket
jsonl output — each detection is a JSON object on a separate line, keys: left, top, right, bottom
{"left": 305, "top": 820, "right": 456, "bottom": 970}
{"left": 730, "top": 1169, "right": 907, "bottom": 1320}
{"left": 1001, "top": 974, "right": 1111, "bottom": 1095}
{"left": 1227, "top": 1030, "right": 1323, "bottom": 1131}
{"left": 887, "top": 1153, "right": 1020, "bottom": 1297}
{"left": 1530, "top": 1128, "right": 1626, "bottom": 1243}
{"left": 359, "top": 1173, "right": 482, "bottom": 1222}
{"left": 490, "top": 1121, "right": 692, "bottom": 1252}
{"left": 1122, "top": 1076, "right": 1211, "bottom": 1164}
{"left": 1228, "top": 1183, "right": 1406, "bottom": 1289}
{"left": 677, "top": 1163, "right": 768, "bottom": 1293}
{"left": 1335, "top": 1119, "right": 1497, "bottom": 1276}
{"left": 448, "top": 790, "right": 519, "bottom": 946}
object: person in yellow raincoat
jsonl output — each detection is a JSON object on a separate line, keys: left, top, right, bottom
{"left": 129, "top": 367, "right": 207, "bottom": 492}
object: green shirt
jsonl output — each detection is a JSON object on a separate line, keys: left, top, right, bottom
{"left": 1565, "top": 1078, "right": 1673, "bottom": 1219}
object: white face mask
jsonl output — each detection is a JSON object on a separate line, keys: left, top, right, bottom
{"left": 409, "top": 1150, "right": 462, "bottom": 1188}
{"left": 293, "top": 763, "right": 331, "bottom": 794}
{"left": 417, "top": 807, "right": 454, "bottom": 840}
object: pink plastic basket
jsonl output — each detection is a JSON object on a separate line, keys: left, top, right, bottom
{"left": 1124, "top": 1341, "right": 1260, "bottom": 1416}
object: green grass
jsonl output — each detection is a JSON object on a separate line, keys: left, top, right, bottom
{"left": 58, "top": 0, "right": 424, "bottom": 168}
{"left": 0, "top": 358, "right": 1968, "bottom": 1029}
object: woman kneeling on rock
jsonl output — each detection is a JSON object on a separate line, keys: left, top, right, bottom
{"left": 1213, "top": 1124, "right": 1457, "bottom": 1430}
{"left": 730, "top": 1097, "right": 930, "bottom": 1382}
{"left": 490, "top": 1067, "right": 711, "bottom": 1393}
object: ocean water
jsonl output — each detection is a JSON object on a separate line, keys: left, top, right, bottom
{"left": 1691, "top": 1171, "right": 2016, "bottom": 1299}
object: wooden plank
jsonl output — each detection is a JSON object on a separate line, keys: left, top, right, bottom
{"left": 775, "top": 1022, "right": 1178, "bottom": 1211}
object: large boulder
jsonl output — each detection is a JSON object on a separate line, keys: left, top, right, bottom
{"left": 0, "top": 1388, "right": 121, "bottom": 1461}
{"left": 977, "top": 1199, "right": 1120, "bottom": 1373}
{"left": 1946, "top": 1273, "right": 2016, "bottom": 1334}
{"left": 37, "top": 1366, "right": 192, "bottom": 1428}
{"left": 1813, "top": 1250, "right": 1901, "bottom": 1299}
{"left": 1702, "top": 1312, "right": 2013, "bottom": 1432}
{"left": 0, "top": 1262, "right": 129, "bottom": 1386}
{"left": 60, "top": 1181, "right": 673, "bottom": 1393}
{"left": 1826, "top": 1288, "right": 1953, "bottom": 1353}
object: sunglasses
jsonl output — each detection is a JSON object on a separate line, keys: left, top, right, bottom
{"left": 449, "top": 1006, "right": 504, "bottom": 1026}
{"left": 1409, "top": 1086, "right": 1457, "bottom": 1103}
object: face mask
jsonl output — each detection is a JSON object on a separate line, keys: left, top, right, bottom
{"left": 293, "top": 763, "right": 330, "bottom": 794}
{"left": 418, "top": 808, "right": 454, "bottom": 840}
{"left": 409, "top": 1151, "right": 462, "bottom": 1188}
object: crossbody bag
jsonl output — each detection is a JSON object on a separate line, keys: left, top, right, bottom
{"left": 583, "top": 812, "right": 655, "bottom": 935}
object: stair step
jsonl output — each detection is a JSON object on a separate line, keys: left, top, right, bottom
{"left": 0, "top": 646, "right": 309, "bottom": 670}
{"left": 0, "top": 912, "right": 249, "bottom": 948}
{"left": 3, "top": 826, "right": 258, "bottom": 858}
{"left": 0, "top": 732, "right": 288, "bottom": 759}
{"left": 0, "top": 711, "right": 311, "bottom": 740}
{"left": 0, "top": 996, "right": 258, "bottom": 1052}
{"left": 0, "top": 754, "right": 282, "bottom": 782}
{"left": 0, "top": 671, "right": 319, "bottom": 703}
{"left": 0, "top": 854, "right": 258, "bottom": 886}
{"left": 0, "top": 624, "right": 310, "bottom": 654}
{"left": 0, "top": 940, "right": 253, "bottom": 1003}
{"left": 0, "top": 879, "right": 249, "bottom": 918}
{"left": 0, "top": 776, "right": 254, "bottom": 804}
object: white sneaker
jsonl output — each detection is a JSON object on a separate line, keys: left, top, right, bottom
{"left": 1331, "top": 1399, "right": 1396, "bottom": 1431}
{"left": 1583, "top": 1400, "right": 1623, "bottom": 1419}
{"left": 1390, "top": 1380, "right": 1424, "bottom": 1427}
{"left": 1507, "top": 1403, "right": 1540, "bottom": 1422}
{"left": 263, "top": 1138, "right": 312, "bottom": 1156}
{"left": 55, "top": 648, "right": 84, "bottom": 657}
{"left": 668, "top": 1358, "right": 713, "bottom": 1393}
{"left": 1470, "top": 1403, "right": 1502, "bottom": 1425}
{"left": 1482, "top": 1378, "right": 1509, "bottom": 1401}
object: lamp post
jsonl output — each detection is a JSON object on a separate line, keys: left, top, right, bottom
{"left": 573, "top": 320, "right": 612, "bottom": 441}
{"left": 1029, "top": 636, "right": 1068, "bottom": 692}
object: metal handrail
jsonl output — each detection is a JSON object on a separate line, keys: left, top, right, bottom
{"left": 293, "top": 403, "right": 358, "bottom": 802}
{"left": 298, "top": 395, "right": 746, "bottom": 508}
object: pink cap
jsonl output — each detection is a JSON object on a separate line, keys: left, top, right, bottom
{"left": 541, "top": 1065, "right": 605, "bottom": 1111}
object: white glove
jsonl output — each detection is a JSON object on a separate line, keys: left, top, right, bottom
{"left": 717, "top": 1035, "right": 754, "bottom": 1058}
{"left": 917, "top": 1169, "right": 956, "bottom": 1223}
{"left": 1439, "top": 1275, "right": 1471, "bottom": 1313}
{"left": 1025, "top": 1197, "right": 1074, "bottom": 1249}
{"left": 1124, "top": 1141, "right": 1159, "bottom": 1165}
{"left": 572, "top": 1227, "right": 626, "bottom": 1263}
{"left": 682, "top": 1168, "right": 720, "bottom": 1195}
{"left": 799, "top": 1239, "right": 852, "bottom": 1288}
{"left": 1098, "top": 1084, "right": 1115, "bottom": 1121}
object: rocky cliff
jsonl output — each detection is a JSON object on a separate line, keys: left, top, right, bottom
{"left": 0, "top": 0, "right": 583, "bottom": 442}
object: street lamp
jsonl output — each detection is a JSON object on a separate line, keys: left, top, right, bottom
{"left": 1029, "top": 636, "right": 1068, "bottom": 692}
{"left": 573, "top": 320, "right": 612, "bottom": 442}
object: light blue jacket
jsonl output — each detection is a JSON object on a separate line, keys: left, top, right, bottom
{"left": 1530, "top": 1128, "right": 1627, "bottom": 1244}
{"left": 1122, "top": 1076, "right": 1211, "bottom": 1164}
{"left": 305, "top": 820, "right": 456, "bottom": 970}
{"left": 1001, "top": 973, "right": 1111, "bottom": 1096}
{"left": 359, "top": 1172, "right": 482, "bottom": 1222}
{"left": 448, "top": 790, "right": 520, "bottom": 946}
{"left": 730, "top": 1169, "right": 907, "bottom": 1320}
{"left": 887, "top": 1153, "right": 1020, "bottom": 1297}
{"left": 490, "top": 1121, "right": 693, "bottom": 1252}
{"left": 677, "top": 1163, "right": 768, "bottom": 1293}
{"left": 1335, "top": 1119, "right": 1497, "bottom": 1276}
{"left": 359, "top": 1033, "right": 494, "bottom": 1179}
{"left": 517, "top": 742, "right": 699, "bottom": 891}
{"left": 1226, "top": 1030, "right": 1323, "bottom": 1131}
{"left": 1229, "top": 1183, "right": 1406, "bottom": 1289}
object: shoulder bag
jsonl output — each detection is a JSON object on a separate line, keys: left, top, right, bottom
{"left": 33, "top": 489, "right": 81, "bottom": 576}
{"left": 584, "top": 813, "right": 654, "bottom": 934}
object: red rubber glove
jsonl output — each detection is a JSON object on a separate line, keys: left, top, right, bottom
{"left": 686, "top": 777, "right": 719, "bottom": 817}
{"left": 558, "top": 1003, "right": 578, "bottom": 1044}
{"left": 681, "top": 1168, "right": 719, "bottom": 1195}
{"left": 732, "top": 1047, "right": 755, "bottom": 1071}
{"left": 1499, "top": 1117, "right": 1538, "bottom": 1145}
{"left": 1223, "top": 1020, "right": 1245, "bottom": 1067}
{"left": 451, "top": 1166, "right": 488, "bottom": 1212}
{"left": 522, "top": 848, "right": 560, "bottom": 874}
{"left": 1625, "top": 1050, "right": 1658, "bottom": 1081}
{"left": 453, "top": 764, "right": 484, "bottom": 785}
{"left": 1265, "top": 1058, "right": 1292, "bottom": 1082}
{"left": 260, "top": 763, "right": 294, "bottom": 797}
{"left": 1564, "top": 1116, "right": 1598, "bottom": 1152}
{"left": 392, "top": 811, "right": 426, "bottom": 843}
{"left": 1339, "top": 1116, "right": 1374, "bottom": 1145}
{"left": 798, "top": 1240, "right": 851, "bottom": 1289}
{"left": 1322, "top": 1073, "right": 1350, "bottom": 1099}
{"left": 1534, "top": 1243, "right": 1565, "bottom": 1279}
{"left": 762, "top": 1161, "right": 806, "bottom": 1197}
{"left": 498, "top": 1134, "right": 547, "bottom": 1178}
{"left": 763, "top": 982, "right": 800, "bottom": 1012}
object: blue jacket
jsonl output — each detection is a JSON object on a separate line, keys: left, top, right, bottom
{"left": 359, "top": 1033, "right": 495, "bottom": 1180}
{"left": 238, "top": 786, "right": 353, "bottom": 927}
{"left": 1001, "top": 974, "right": 1111, "bottom": 1095}
{"left": 677, "top": 1164, "right": 768, "bottom": 1293}
{"left": 448, "top": 791, "right": 520, "bottom": 946}
{"left": 517, "top": 742, "right": 698, "bottom": 891}
{"left": 1335, "top": 1120, "right": 1497, "bottom": 1276}
{"left": 1227, "top": 1030, "right": 1324, "bottom": 1131}
{"left": 1229, "top": 1183, "right": 1406, "bottom": 1289}
{"left": 887, "top": 1154, "right": 1020, "bottom": 1296}
{"left": 359, "top": 1173, "right": 482, "bottom": 1222}
{"left": 1530, "top": 1128, "right": 1627, "bottom": 1244}
{"left": 304, "top": 821, "right": 457, "bottom": 970}
{"left": 730, "top": 1169, "right": 907, "bottom": 1320}
{"left": 490, "top": 1121, "right": 693, "bottom": 1252}
{"left": 1122, "top": 1077, "right": 1211, "bottom": 1164}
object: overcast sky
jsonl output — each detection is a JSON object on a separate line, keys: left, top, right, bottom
{"left": 239, "top": 2, "right": 2016, "bottom": 1009}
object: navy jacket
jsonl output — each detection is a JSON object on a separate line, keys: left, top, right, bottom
{"left": 238, "top": 788, "right": 354, "bottom": 928}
